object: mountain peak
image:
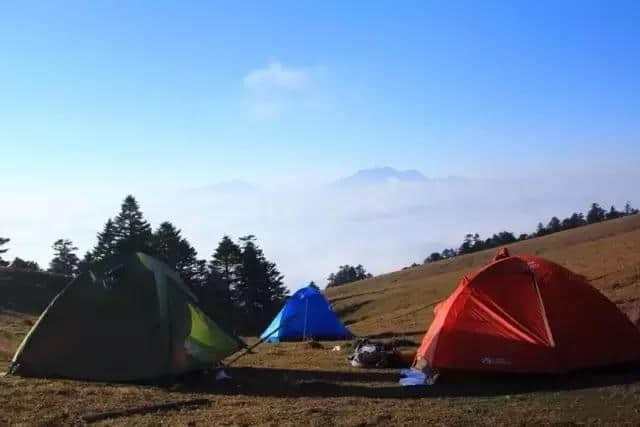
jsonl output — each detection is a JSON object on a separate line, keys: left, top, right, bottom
{"left": 333, "top": 167, "right": 427, "bottom": 187}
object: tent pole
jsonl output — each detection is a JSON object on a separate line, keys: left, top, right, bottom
{"left": 303, "top": 298, "right": 308, "bottom": 340}
{"left": 223, "top": 311, "right": 303, "bottom": 367}
{"left": 223, "top": 324, "right": 283, "bottom": 366}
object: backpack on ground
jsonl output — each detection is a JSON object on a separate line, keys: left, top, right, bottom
{"left": 348, "top": 339, "right": 391, "bottom": 368}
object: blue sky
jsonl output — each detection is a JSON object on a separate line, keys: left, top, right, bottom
{"left": 1, "top": 1, "right": 639, "bottom": 287}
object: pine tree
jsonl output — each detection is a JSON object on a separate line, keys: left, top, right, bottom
{"left": 234, "top": 236, "right": 288, "bottom": 333}
{"left": 113, "top": 195, "right": 152, "bottom": 254}
{"left": 197, "top": 263, "right": 237, "bottom": 331}
{"left": 441, "top": 248, "right": 456, "bottom": 258}
{"left": 10, "top": 257, "right": 41, "bottom": 271}
{"left": 191, "top": 236, "right": 243, "bottom": 330}
{"left": 0, "top": 237, "right": 9, "bottom": 267}
{"left": 327, "top": 264, "right": 372, "bottom": 287}
{"left": 263, "top": 257, "right": 288, "bottom": 309}
{"left": 151, "top": 221, "right": 201, "bottom": 286}
{"left": 547, "top": 217, "right": 562, "bottom": 233}
{"left": 606, "top": 205, "right": 621, "bottom": 220}
{"left": 561, "top": 212, "right": 586, "bottom": 230}
{"left": 91, "top": 218, "right": 118, "bottom": 263}
{"left": 587, "top": 203, "right": 606, "bottom": 224}
{"left": 49, "top": 239, "right": 80, "bottom": 276}
{"left": 191, "top": 259, "right": 209, "bottom": 289}
{"left": 209, "top": 235, "right": 242, "bottom": 295}
{"left": 424, "top": 252, "right": 443, "bottom": 263}
{"left": 458, "top": 234, "right": 475, "bottom": 254}
{"left": 77, "top": 251, "right": 94, "bottom": 273}
{"left": 624, "top": 202, "right": 638, "bottom": 215}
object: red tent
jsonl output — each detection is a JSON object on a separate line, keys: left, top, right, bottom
{"left": 415, "top": 248, "right": 640, "bottom": 373}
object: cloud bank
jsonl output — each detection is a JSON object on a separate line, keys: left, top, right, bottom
{"left": 2, "top": 168, "right": 639, "bottom": 291}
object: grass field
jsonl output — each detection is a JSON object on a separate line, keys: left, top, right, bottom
{"left": 2, "top": 214, "right": 640, "bottom": 425}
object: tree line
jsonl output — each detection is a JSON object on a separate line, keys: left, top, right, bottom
{"left": 326, "top": 264, "right": 372, "bottom": 288}
{"left": 424, "top": 201, "right": 639, "bottom": 263}
{"left": 3, "top": 198, "right": 638, "bottom": 316}
{"left": 0, "top": 195, "right": 288, "bottom": 334}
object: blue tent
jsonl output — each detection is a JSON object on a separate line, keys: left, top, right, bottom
{"left": 260, "top": 285, "right": 353, "bottom": 343}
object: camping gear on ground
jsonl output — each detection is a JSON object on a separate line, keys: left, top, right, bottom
{"left": 348, "top": 338, "right": 410, "bottom": 368}
{"left": 10, "top": 253, "right": 243, "bottom": 381}
{"left": 215, "top": 369, "right": 232, "bottom": 381}
{"left": 349, "top": 339, "right": 391, "bottom": 368}
{"left": 398, "top": 368, "right": 439, "bottom": 386}
{"left": 414, "top": 247, "right": 640, "bottom": 374}
{"left": 260, "top": 285, "right": 353, "bottom": 342}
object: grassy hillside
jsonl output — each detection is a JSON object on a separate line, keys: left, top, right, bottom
{"left": 1, "top": 215, "right": 640, "bottom": 425}
{"left": 326, "top": 213, "right": 640, "bottom": 340}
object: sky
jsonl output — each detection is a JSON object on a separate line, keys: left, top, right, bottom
{"left": 1, "top": 1, "right": 639, "bottom": 289}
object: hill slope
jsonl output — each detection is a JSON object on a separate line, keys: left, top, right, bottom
{"left": 326, "top": 214, "right": 640, "bottom": 340}
{"left": 2, "top": 216, "right": 640, "bottom": 425}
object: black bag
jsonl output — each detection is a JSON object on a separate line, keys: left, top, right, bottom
{"left": 348, "top": 339, "right": 390, "bottom": 368}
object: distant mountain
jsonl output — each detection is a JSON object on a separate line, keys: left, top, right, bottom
{"left": 332, "top": 167, "right": 427, "bottom": 187}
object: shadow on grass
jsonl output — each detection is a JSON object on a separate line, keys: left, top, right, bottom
{"left": 335, "top": 300, "right": 372, "bottom": 319}
{"left": 171, "top": 364, "right": 640, "bottom": 399}
{"left": 329, "top": 288, "right": 393, "bottom": 304}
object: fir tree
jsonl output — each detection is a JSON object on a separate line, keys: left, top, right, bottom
{"left": 561, "top": 212, "right": 586, "bottom": 230}
{"left": 606, "top": 205, "right": 621, "bottom": 220}
{"left": 424, "top": 252, "right": 443, "bottom": 263}
{"left": 327, "top": 264, "right": 373, "bottom": 287}
{"left": 209, "top": 235, "right": 242, "bottom": 296}
{"left": 197, "top": 263, "right": 237, "bottom": 331}
{"left": 77, "top": 251, "right": 94, "bottom": 273}
{"left": 624, "top": 201, "right": 638, "bottom": 215}
{"left": 151, "top": 221, "right": 201, "bottom": 286}
{"left": 441, "top": 248, "right": 457, "bottom": 258}
{"left": 188, "top": 236, "right": 244, "bottom": 330}
{"left": 587, "top": 203, "right": 606, "bottom": 224}
{"left": 49, "top": 239, "right": 80, "bottom": 276}
{"left": 113, "top": 195, "right": 152, "bottom": 254}
{"left": 92, "top": 218, "right": 118, "bottom": 263}
{"left": 10, "top": 257, "right": 41, "bottom": 271}
{"left": 547, "top": 216, "right": 562, "bottom": 233}
{"left": 234, "top": 235, "right": 288, "bottom": 333}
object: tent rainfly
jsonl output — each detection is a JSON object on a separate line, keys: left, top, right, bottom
{"left": 260, "top": 285, "right": 353, "bottom": 342}
{"left": 11, "top": 253, "right": 243, "bottom": 381}
{"left": 414, "top": 248, "right": 640, "bottom": 373}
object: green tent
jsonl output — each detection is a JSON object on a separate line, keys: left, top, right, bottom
{"left": 11, "top": 253, "right": 242, "bottom": 381}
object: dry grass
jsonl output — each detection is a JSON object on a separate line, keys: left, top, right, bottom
{"left": 327, "top": 214, "right": 640, "bottom": 336}
{"left": 1, "top": 215, "right": 640, "bottom": 425}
